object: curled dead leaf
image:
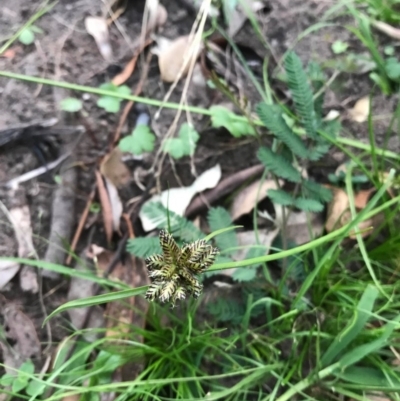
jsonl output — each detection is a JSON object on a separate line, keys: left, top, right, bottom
{"left": 230, "top": 179, "right": 282, "bottom": 221}
{"left": 325, "top": 187, "right": 383, "bottom": 239}
{"left": 100, "top": 147, "right": 130, "bottom": 188}
{"left": 157, "top": 35, "right": 201, "bottom": 82}
{"left": 325, "top": 188, "right": 350, "bottom": 233}
{"left": 85, "top": 16, "right": 113, "bottom": 61}
{"left": 348, "top": 96, "right": 370, "bottom": 123}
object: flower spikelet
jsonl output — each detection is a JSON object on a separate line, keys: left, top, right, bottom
{"left": 144, "top": 230, "right": 219, "bottom": 307}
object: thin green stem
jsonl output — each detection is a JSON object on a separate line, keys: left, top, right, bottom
{"left": 1, "top": 70, "right": 399, "bottom": 161}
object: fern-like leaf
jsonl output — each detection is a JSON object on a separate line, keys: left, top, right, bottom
{"left": 141, "top": 202, "right": 204, "bottom": 241}
{"left": 232, "top": 246, "right": 267, "bottom": 282}
{"left": 267, "top": 189, "right": 295, "bottom": 206}
{"left": 285, "top": 52, "right": 318, "bottom": 140}
{"left": 294, "top": 197, "right": 324, "bottom": 212}
{"left": 207, "top": 297, "right": 244, "bottom": 324}
{"left": 257, "top": 103, "right": 309, "bottom": 158}
{"left": 257, "top": 147, "right": 301, "bottom": 183}
{"left": 207, "top": 207, "right": 237, "bottom": 254}
{"left": 303, "top": 180, "right": 332, "bottom": 203}
{"left": 307, "top": 142, "right": 331, "bottom": 161}
{"left": 308, "top": 61, "right": 326, "bottom": 121}
{"left": 127, "top": 237, "right": 161, "bottom": 258}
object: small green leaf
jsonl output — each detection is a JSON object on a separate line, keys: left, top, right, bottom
{"left": 97, "top": 83, "right": 131, "bottom": 113}
{"left": 210, "top": 106, "right": 255, "bottom": 137}
{"left": 267, "top": 189, "right": 294, "bottom": 206}
{"left": 232, "top": 246, "right": 266, "bottom": 282}
{"left": 19, "top": 360, "right": 35, "bottom": 375}
{"left": 257, "top": 147, "right": 302, "bottom": 183}
{"left": 26, "top": 380, "right": 46, "bottom": 396}
{"left": 97, "top": 96, "right": 120, "bottom": 113}
{"left": 163, "top": 123, "right": 199, "bottom": 159}
{"left": 12, "top": 377, "right": 28, "bottom": 393}
{"left": 19, "top": 28, "right": 35, "bottom": 45}
{"left": 384, "top": 46, "right": 395, "bottom": 56}
{"left": 60, "top": 97, "right": 82, "bottom": 112}
{"left": 119, "top": 124, "right": 155, "bottom": 155}
{"left": 294, "top": 197, "right": 324, "bottom": 212}
{"left": 331, "top": 40, "right": 349, "bottom": 54}
{"left": 0, "top": 373, "right": 14, "bottom": 386}
{"left": 385, "top": 57, "right": 400, "bottom": 80}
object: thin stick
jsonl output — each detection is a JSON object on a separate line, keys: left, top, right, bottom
{"left": 65, "top": 186, "right": 96, "bottom": 265}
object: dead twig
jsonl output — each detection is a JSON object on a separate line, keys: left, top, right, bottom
{"left": 65, "top": 186, "right": 96, "bottom": 265}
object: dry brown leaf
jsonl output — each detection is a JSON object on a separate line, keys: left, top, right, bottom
{"left": 9, "top": 205, "right": 35, "bottom": 258}
{"left": 325, "top": 187, "right": 382, "bottom": 238}
{"left": 354, "top": 188, "right": 375, "bottom": 209}
{"left": 0, "top": 261, "right": 20, "bottom": 289}
{"left": 325, "top": 187, "right": 350, "bottom": 233}
{"left": 348, "top": 96, "right": 370, "bottom": 123}
{"left": 228, "top": 1, "right": 266, "bottom": 37}
{"left": 0, "top": 295, "right": 41, "bottom": 366}
{"left": 373, "top": 20, "right": 400, "bottom": 40}
{"left": 100, "top": 147, "right": 130, "bottom": 188}
{"left": 95, "top": 170, "right": 113, "bottom": 244}
{"left": 275, "top": 206, "right": 325, "bottom": 244}
{"left": 105, "top": 178, "right": 123, "bottom": 233}
{"left": 230, "top": 179, "right": 282, "bottom": 221}
{"left": 157, "top": 35, "right": 200, "bottom": 82}
{"left": 85, "top": 16, "right": 113, "bottom": 61}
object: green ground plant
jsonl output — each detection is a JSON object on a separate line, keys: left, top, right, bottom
{"left": 2, "top": 1, "right": 400, "bottom": 400}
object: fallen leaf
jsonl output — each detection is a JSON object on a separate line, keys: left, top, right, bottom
{"left": 140, "top": 164, "right": 222, "bottom": 231}
{"left": 85, "top": 16, "right": 113, "bottom": 61}
{"left": 348, "top": 96, "right": 370, "bottom": 123}
{"left": 95, "top": 170, "right": 113, "bottom": 244}
{"left": 157, "top": 35, "right": 200, "bottom": 82}
{"left": 100, "top": 147, "right": 130, "bottom": 188}
{"left": 274, "top": 205, "right": 325, "bottom": 244}
{"left": 9, "top": 205, "right": 35, "bottom": 258}
{"left": 0, "top": 295, "right": 41, "bottom": 371}
{"left": 0, "top": 260, "right": 20, "bottom": 289}
{"left": 228, "top": 1, "right": 266, "bottom": 37}
{"left": 325, "top": 187, "right": 381, "bottom": 238}
{"left": 230, "top": 179, "right": 282, "bottom": 221}
{"left": 234, "top": 228, "right": 279, "bottom": 264}
{"left": 324, "top": 109, "right": 341, "bottom": 121}
{"left": 105, "top": 178, "right": 123, "bottom": 233}
{"left": 325, "top": 187, "right": 350, "bottom": 233}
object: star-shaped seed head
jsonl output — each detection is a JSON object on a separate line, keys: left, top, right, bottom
{"left": 145, "top": 230, "right": 219, "bottom": 307}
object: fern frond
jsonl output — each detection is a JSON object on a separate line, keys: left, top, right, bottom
{"left": 207, "top": 207, "right": 238, "bottom": 254}
{"left": 257, "top": 103, "right": 309, "bottom": 158}
{"left": 141, "top": 202, "right": 204, "bottom": 241}
{"left": 308, "top": 61, "right": 326, "bottom": 120}
{"left": 321, "top": 119, "right": 341, "bottom": 139}
{"left": 267, "top": 189, "right": 295, "bottom": 206}
{"left": 285, "top": 52, "right": 318, "bottom": 140}
{"left": 207, "top": 297, "right": 244, "bottom": 324}
{"left": 303, "top": 180, "right": 333, "bottom": 203}
{"left": 307, "top": 142, "right": 331, "bottom": 161}
{"left": 294, "top": 197, "right": 324, "bottom": 212}
{"left": 127, "top": 237, "right": 161, "bottom": 258}
{"left": 257, "top": 147, "right": 301, "bottom": 183}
